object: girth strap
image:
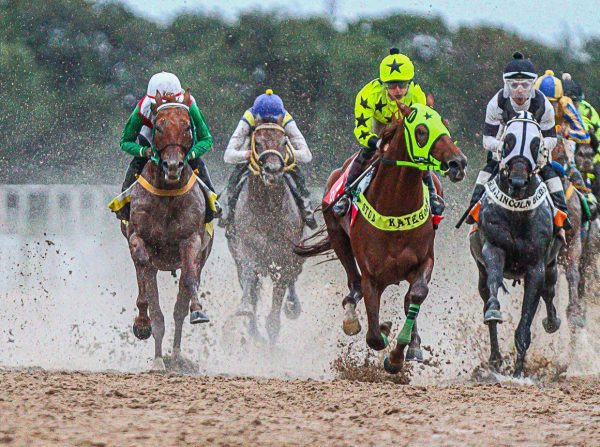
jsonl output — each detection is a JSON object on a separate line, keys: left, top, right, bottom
{"left": 137, "top": 173, "right": 198, "bottom": 197}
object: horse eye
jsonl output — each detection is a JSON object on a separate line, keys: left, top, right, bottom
{"left": 415, "top": 124, "right": 429, "bottom": 147}
{"left": 186, "top": 125, "right": 192, "bottom": 132}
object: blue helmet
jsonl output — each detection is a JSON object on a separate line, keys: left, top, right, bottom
{"left": 251, "top": 89, "right": 285, "bottom": 122}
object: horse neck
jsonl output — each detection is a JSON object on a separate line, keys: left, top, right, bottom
{"left": 247, "top": 174, "right": 288, "bottom": 213}
{"left": 368, "top": 132, "right": 424, "bottom": 215}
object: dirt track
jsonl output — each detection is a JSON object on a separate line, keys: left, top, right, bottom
{"left": 1, "top": 370, "right": 599, "bottom": 446}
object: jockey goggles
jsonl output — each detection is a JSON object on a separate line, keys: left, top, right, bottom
{"left": 385, "top": 80, "right": 409, "bottom": 90}
{"left": 506, "top": 78, "right": 534, "bottom": 99}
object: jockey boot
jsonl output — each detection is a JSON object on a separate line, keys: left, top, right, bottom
{"left": 218, "top": 164, "right": 248, "bottom": 228}
{"left": 287, "top": 169, "right": 317, "bottom": 229}
{"left": 541, "top": 164, "right": 572, "bottom": 231}
{"left": 190, "top": 158, "right": 222, "bottom": 218}
{"left": 332, "top": 149, "right": 373, "bottom": 217}
{"left": 116, "top": 156, "right": 148, "bottom": 221}
{"left": 423, "top": 172, "right": 445, "bottom": 216}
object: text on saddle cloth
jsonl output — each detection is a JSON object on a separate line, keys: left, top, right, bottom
{"left": 484, "top": 179, "right": 550, "bottom": 212}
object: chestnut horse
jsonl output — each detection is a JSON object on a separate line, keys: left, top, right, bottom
{"left": 123, "top": 90, "right": 213, "bottom": 371}
{"left": 551, "top": 140, "right": 585, "bottom": 328}
{"left": 295, "top": 103, "right": 467, "bottom": 374}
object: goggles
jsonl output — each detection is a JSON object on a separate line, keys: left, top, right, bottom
{"left": 506, "top": 79, "right": 534, "bottom": 90}
{"left": 385, "top": 81, "right": 409, "bottom": 89}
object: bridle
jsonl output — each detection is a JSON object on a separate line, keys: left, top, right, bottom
{"left": 248, "top": 123, "right": 297, "bottom": 176}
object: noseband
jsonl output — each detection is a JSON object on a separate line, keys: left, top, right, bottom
{"left": 249, "top": 123, "right": 297, "bottom": 176}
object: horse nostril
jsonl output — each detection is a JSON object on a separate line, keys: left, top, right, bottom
{"left": 178, "top": 161, "right": 184, "bottom": 169}
{"left": 161, "top": 161, "right": 168, "bottom": 170}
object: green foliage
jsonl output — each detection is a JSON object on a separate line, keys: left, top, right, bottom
{"left": 1, "top": 0, "right": 599, "bottom": 184}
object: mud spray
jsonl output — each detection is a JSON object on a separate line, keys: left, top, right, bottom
{"left": 1, "top": 184, "right": 598, "bottom": 385}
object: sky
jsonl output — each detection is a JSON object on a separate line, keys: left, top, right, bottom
{"left": 117, "top": 0, "right": 599, "bottom": 45}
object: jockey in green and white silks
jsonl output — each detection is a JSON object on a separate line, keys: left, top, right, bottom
{"left": 333, "top": 48, "right": 445, "bottom": 217}
{"left": 117, "top": 71, "right": 220, "bottom": 220}
{"left": 219, "top": 89, "right": 317, "bottom": 229}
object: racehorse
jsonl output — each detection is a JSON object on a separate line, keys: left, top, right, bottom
{"left": 551, "top": 139, "right": 584, "bottom": 328}
{"left": 295, "top": 103, "right": 467, "bottom": 374}
{"left": 469, "top": 112, "right": 562, "bottom": 377}
{"left": 574, "top": 140, "right": 600, "bottom": 304}
{"left": 123, "top": 90, "right": 213, "bottom": 371}
{"left": 226, "top": 117, "right": 304, "bottom": 344}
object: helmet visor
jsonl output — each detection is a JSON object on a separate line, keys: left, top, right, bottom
{"left": 506, "top": 79, "right": 534, "bottom": 100}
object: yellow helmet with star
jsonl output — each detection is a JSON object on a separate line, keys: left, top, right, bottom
{"left": 379, "top": 48, "right": 415, "bottom": 83}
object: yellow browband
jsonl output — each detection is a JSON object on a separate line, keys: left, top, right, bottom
{"left": 137, "top": 173, "right": 198, "bottom": 197}
{"left": 249, "top": 123, "right": 297, "bottom": 175}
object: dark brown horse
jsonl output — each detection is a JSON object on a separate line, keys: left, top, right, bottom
{"left": 123, "top": 90, "right": 213, "bottom": 371}
{"left": 295, "top": 103, "right": 467, "bottom": 374}
{"left": 552, "top": 140, "right": 584, "bottom": 328}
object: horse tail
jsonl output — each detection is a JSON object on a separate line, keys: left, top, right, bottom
{"left": 293, "top": 224, "right": 332, "bottom": 258}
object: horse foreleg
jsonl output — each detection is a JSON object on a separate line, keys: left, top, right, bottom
{"left": 266, "top": 284, "right": 286, "bottom": 345}
{"left": 129, "top": 233, "right": 153, "bottom": 341}
{"left": 384, "top": 258, "right": 433, "bottom": 374}
{"left": 565, "top": 237, "right": 584, "bottom": 328}
{"left": 362, "top": 275, "right": 387, "bottom": 351}
{"left": 283, "top": 281, "right": 302, "bottom": 320}
{"left": 514, "top": 262, "right": 544, "bottom": 377}
{"left": 482, "top": 242, "right": 506, "bottom": 324}
{"left": 541, "top": 260, "right": 562, "bottom": 333}
{"left": 179, "top": 234, "right": 209, "bottom": 326}
{"left": 326, "top": 221, "right": 362, "bottom": 336}
{"left": 236, "top": 263, "right": 259, "bottom": 317}
{"left": 146, "top": 272, "right": 165, "bottom": 371}
{"left": 476, "top": 261, "right": 502, "bottom": 370}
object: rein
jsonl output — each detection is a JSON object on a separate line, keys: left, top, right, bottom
{"left": 249, "top": 123, "right": 297, "bottom": 176}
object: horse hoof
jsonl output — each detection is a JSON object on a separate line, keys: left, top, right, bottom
{"left": 132, "top": 324, "right": 152, "bottom": 340}
{"left": 151, "top": 357, "right": 166, "bottom": 372}
{"left": 484, "top": 309, "right": 503, "bottom": 324}
{"left": 190, "top": 310, "right": 210, "bottom": 324}
{"left": 235, "top": 301, "right": 254, "bottom": 317}
{"left": 283, "top": 299, "right": 302, "bottom": 320}
{"left": 342, "top": 318, "right": 361, "bottom": 336}
{"left": 383, "top": 356, "right": 402, "bottom": 375}
{"left": 542, "top": 317, "right": 561, "bottom": 334}
{"left": 406, "top": 347, "right": 424, "bottom": 363}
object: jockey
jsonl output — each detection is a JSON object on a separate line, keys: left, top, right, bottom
{"left": 466, "top": 52, "right": 572, "bottom": 230}
{"left": 219, "top": 89, "right": 317, "bottom": 229}
{"left": 333, "top": 48, "right": 444, "bottom": 217}
{"left": 562, "top": 74, "right": 600, "bottom": 142}
{"left": 117, "top": 71, "right": 221, "bottom": 220}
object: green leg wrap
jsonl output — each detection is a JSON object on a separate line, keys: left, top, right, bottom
{"left": 381, "top": 333, "right": 389, "bottom": 348}
{"left": 397, "top": 304, "right": 420, "bottom": 345}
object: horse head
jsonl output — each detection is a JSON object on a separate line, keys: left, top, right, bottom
{"left": 575, "top": 136, "right": 597, "bottom": 175}
{"left": 380, "top": 102, "right": 467, "bottom": 182}
{"left": 150, "top": 89, "right": 193, "bottom": 185}
{"left": 497, "top": 112, "right": 543, "bottom": 197}
{"left": 250, "top": 116, "right": 291, "bottom": 186}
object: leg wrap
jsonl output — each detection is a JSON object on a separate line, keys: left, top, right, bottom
{"left": 397, "top": 303, "right": 420, "bottom": 345}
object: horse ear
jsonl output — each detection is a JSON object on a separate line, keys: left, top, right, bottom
{"left": 398, "top": 102, "right": 412, "bottom": 119}
{"left": 155, "top": 90, "right": 163, "bottom": 105}
{"left": 183, "top": 88, "right": 191, "bottom": 105}
{"left": 426, "top": 93, "right": 435, "bottom": 107}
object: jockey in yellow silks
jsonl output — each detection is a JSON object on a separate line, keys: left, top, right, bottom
{"left": 333, "top": 48, "right": 445, "bottom": 217}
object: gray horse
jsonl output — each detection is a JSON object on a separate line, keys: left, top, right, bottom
{"left": 469, "top": 113, "right": 562, "bottom": 377}
{"left": 225, "top": 119, "right": 305, "bottom": 343}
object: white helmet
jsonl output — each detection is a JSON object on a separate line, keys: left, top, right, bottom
{"left": 146, "top": 72, "right": 183, "bottom": 99}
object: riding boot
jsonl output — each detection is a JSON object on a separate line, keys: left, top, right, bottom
{"left": 218, "top": 163, "right": 249, "bottom": 228}
{"left": 288, "top": 168, "right": 317, "bottom": 229}
{"left": 541, "top": 164, "right": 573, "bottom": 231}
{"left": 116, "top": 156, "right": 148, "bottom": 221}
{"left": 284, "top": 173, "right": 318, "bottom": 230}
{"left": 333, "top": 148, "right": 374, "bottom": 217}
{"left": 465, "top": 157, "right": 499, "bottom": 224}
{"left": 423, "top": 172, "right": 445, "bottom": 216}
{"left": 190, "top": 157, "right": 222, "bottom": 218}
